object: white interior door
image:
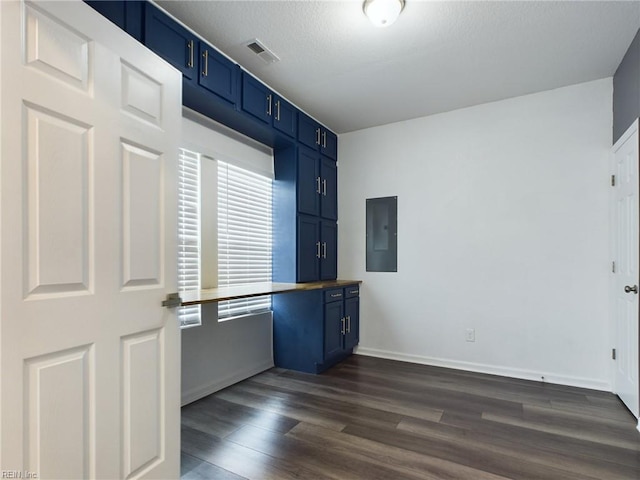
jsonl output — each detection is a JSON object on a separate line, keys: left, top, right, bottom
{"left": 0, "top": 1, "right": 182, "bottom": 478}
{"left": 612, "top": 119, "right": 640, "bottom": 421}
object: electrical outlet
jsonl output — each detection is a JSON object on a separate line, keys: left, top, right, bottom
{"left": 465, "top": 328, "right": 475, "bottom": 342}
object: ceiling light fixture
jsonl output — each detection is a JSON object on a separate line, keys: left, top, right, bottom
{"left": 363, "top": 0, "right": 405, "bottom": 28}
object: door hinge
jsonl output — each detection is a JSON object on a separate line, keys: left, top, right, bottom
{"left": 612, "top": 261, "right": 616, "bottom": 273}
{"left": 162, "top": 292, "right": 182, "bottom": 308}
{"left": 611, "top": 174, "right": 616, "bottom": 186}
{"left": 612, "top": 348, "right": 616, "bottom": 360}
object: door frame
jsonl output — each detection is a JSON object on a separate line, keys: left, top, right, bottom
{"left": 610, "top": 117, "right": 640, "bottom": 432}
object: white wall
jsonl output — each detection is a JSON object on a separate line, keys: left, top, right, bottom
{"left": 338, "top": 79, "right": 613, "bottom": 390}
{"left": 181, "top": 307, "right": 273, "bottom": 406}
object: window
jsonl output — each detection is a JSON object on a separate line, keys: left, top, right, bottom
{"left": 217, "top": 161, "right": 273, "bottom": 319}
{"left": 179, "top": 113, "right": 274, "bottom": 325}
{"left": 178, "top": 148, "right": 202, "bottom": 328}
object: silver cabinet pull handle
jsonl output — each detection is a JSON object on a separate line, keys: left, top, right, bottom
{"left": 330, "top": 293, "right": 342, "bottom": 298}
{"left": 341, "top": 318, "right": 345, "bottom": 335}
{"left": 316, "top": 176, "right": 321, "bottom": 194}
{"left": 322, "top": 131, "right": 327, "bottom": 148}
{"left": 322, "top": 242, "right": 327, "bottom": 259}
{"left": 316, "top": 127, "right": 321, "bottom": 146}
{"left": 275, "top": 100, "right": 280, "bottom": 121}
{"left": 267, "top": 94, "right": 272, "bottom": 116}
{"left": 322, "top": 179, "right": 327, "bottom": 196}
{"left": 316, "top": 241, "right": 321, "bottom": 259}
{"left": 349, "top": 290, "right": 358, "bottom": 295}
{"left": 187, "top": 40, "right": 194, "bottom": 68}
{"left": 347, "top": 315, "right": 351, "bottom": 333}
{"left": 202, "top": 49, "right": 208, "bottom": 76}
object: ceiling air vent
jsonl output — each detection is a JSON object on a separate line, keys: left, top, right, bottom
{"left": 246, "top": 39, "right": 280, "bottom": 64}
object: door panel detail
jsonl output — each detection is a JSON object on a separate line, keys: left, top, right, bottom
{"left": 121, "top": 142, "right": 162, "bottom": 288}
{"left": 24, "top": 4, "right": 90, "bottom": 90}
{"left": 121, "top": 329, "right": 163, "bottom": 478}
{"left": 25, "top": 345, "right": 94, "bottom": 479}
{"left": 25, "top": 104, "right": 92, "bottom": 297}
{"left": 121, "top": 61, "right": 162, "bottom": 126}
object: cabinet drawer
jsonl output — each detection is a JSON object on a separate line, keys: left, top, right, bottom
{"left": 324, "top": 288, "right": 343, "bottom": 303}
{"left": 345, "top": 285, "right": 359, "bottom": 298}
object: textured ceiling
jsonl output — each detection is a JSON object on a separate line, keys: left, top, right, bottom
{"left": 157, "top": 0, "right": 640, "bottom": 134}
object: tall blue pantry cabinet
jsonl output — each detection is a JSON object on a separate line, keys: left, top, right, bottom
{"left": 85, "top": 0, "right": 360, "bottom": 373}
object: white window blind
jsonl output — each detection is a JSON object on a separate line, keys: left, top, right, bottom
{"left": 218, "top": 161, "right": 273, "bottom": 319}
{"left": 178, "top": 148, "right": 202, "bottom": 328}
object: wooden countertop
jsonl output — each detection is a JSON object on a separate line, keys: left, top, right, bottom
{"left": 179, "top": 279, "right": 362, "bottom": 306}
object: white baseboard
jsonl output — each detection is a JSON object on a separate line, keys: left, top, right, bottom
{"left": 354, "top": 347, "right": 612, "bottom": 392}
{"left": 181, "top": 359, "right": 274, "bottom": 406}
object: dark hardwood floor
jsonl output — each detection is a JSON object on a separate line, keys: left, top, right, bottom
{"left": 181, "top": 355, "right": 640, "bottom": 479}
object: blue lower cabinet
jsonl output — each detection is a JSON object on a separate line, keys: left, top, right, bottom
{"left": 273, "top": 286, "right": 360, "bottom": 374}
{"left": 324, "top": 289, "right": 345, "bottom": 360}
{"left": 344, "top": 290, "right": 360, "bottom": 350}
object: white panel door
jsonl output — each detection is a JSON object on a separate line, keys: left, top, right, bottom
{"left": 612, "top": 119, "right": 640, "bottom": 421}
{"left": 0, "top": 1, "right": 182, "bottom": 478}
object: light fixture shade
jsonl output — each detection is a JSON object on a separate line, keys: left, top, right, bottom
{"left": 364, "top": 0, "right": 404, "bottom": 27}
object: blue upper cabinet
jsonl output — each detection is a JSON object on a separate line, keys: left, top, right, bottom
{"left": 242, "top": 73, "right": 271, "bottom": 123}
{"left": 320, "top": 220, "right": 337, "bottom": 280}
{"left": 298, "top": 112, "right": 319, "bottom": 150}
{"left": 321, "top": 128, "right": 338, "bottom": 160}
{"left": 296, "top": 147, "right": 337, "bottom": 220}
{"left": 144, "top": 3, "right": 197, "bottom": 80}
{"left": 198, "top": 41, "right": 239, "bottom": 105}
{"left": 320, "top": 157, "right": 337, "bottom": 220}
{"left": 297, "top": 147, "right": 320, "bottom": 217}
{"left": 274, "top": 97, "right": 297, "bottom": 138}
{"left": 295, "top": 216, "right": 337, "bottom": 282}
{"left": 85, "top": 1, "right": 144, "bottom": 41}
{"left": 241, "top": 73, "right": 297, "bottom": 138}
{"left": 298, "top": 112, "right": 338, "bottom": 160}
{"left": 297, "top": 215, "right": 321, "bottom": 282}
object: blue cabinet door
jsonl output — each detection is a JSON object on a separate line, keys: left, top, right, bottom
{"left": 320, "top": 129, "right": 338, "bottom": 161}
{"left": 320, "top": 220, "right": 337, "bottom": 280}
{"left": 320, "top": 157, "right": 337, "bottom": 220}
{"left": 324, "top": 300, "right": 344, "bottom": 360}
{"left": 273, "top": 96, "right": 297, "bottom": 138}
{"left": 298, "top": 113, "right": 337, "bottom": 160}
{"left": 199, "top": 42, "right": 238, "bottom": 104}
{"left": 144, "top": 3, "right": 197, "bottom": 80}
{"left": 85, "top": 1, "right": 143, "bottom": 40}
{"left": 297, "top": 148, "right": 320, "bottom": 217}
{"left": 241, "top": 72, "right": 270, "bottom": 123}
{"left": 86, "top": 1, "right": 125, "bottom": 29}
{"left": 297, "top": 215, "right": 320, "bottom": 282}
{"left": 344, "top": 296, "right": 359, "bottom": 350}
{"left": 298, "top": 112, "right": 320, "bottom": 150}
{"left": 242, "top": 73, "right": 297, "bottom": 138}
